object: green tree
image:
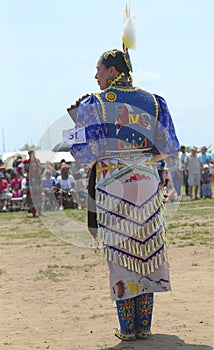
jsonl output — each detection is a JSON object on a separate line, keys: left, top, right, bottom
{"left": 19, "top": 142, "right": 39, "bottom": 151}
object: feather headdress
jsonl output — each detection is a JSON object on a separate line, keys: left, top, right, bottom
{"left": 122, "top": 5, "right": 136, "bottom": 50}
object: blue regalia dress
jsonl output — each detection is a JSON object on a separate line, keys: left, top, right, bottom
{"left": 70, "top": 84, "right": 179, "bottom": 339}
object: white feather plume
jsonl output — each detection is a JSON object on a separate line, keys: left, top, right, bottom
{"left": 122, "top": 5, "right": 136, "bottom": 49}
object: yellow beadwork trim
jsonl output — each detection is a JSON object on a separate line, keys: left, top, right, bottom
{"left": 105, "top": 147, "right": 153, "bottom": 153}
{"left": 105, "top": 91, "right": 117, "bottom": 102}
{"left": 96, "top": 162, "right": 126, "bottom": 173}
{"left": 109, "top": 72, "right": 126, "bottom": 87}
{"left": 152, "top": 94, "right": 159, "bottom": 121}
{"left": 95, "top": 88, "right": 158, "bottom": 150}
{"left": 95, "top": 87, "right": 141, "bottom": 120}
{"left": 115, "top": 328, "right": 136, "bottom": 341}
{"left": 103, "top": 49, "right": 117, "bottom": 60}
{"left": 106, "top": 86, "right": 140, "bottom": 93}
{"left": 128, "top": 73, "right": 133, "bottom": 85}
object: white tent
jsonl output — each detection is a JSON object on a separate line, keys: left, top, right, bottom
{"left": 2, "top": 151, "right": 28, "bottom": 163}
{"left": 34, "top": 150, "right": 55, "bottom": 164}
{"left": 2, "top": 152, "right": 28, "bottom": 169}
{"left": 51, "top": 151, "right": 75, "bottom": 164}
{"left": 2, "top": 150, "right": 75, "bottom": 169}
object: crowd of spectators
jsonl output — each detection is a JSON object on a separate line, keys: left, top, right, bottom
{"left": 0, "top": 145, "right": 213, "bottom": 213}
{"left": 162, "top": 145, "right": 214, "bottom": 203}
{"left": 0, "top": 152, "right": 90, "bottom": 214}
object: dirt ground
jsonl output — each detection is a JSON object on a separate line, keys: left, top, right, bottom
{"left": 0, "top": 211, "right": 213, "bottom": 350}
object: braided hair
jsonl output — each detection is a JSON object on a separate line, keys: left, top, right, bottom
{"left": 100, "top": 49, "right": 130, "bottom": 78}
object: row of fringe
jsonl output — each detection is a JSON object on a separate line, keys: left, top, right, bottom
{"left": 102, "top": 245, "right": 167, "bottom": 275}
{"left": 97, "top": 211, "right": 167, "bottom": 240}
{"left": 98, "top": 226, "right": 166, "bottom": 257}
{"left": 96, "top": 188, "right": 165, "bottom": 223}
{"left": 96, "top": 188, "right": 168, "bottom": 274}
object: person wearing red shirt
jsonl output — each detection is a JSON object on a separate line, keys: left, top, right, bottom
{"left": 0, "top": 174, "right": 10, "bottom": 211}
{"left": 11, "top": 173, "right": 22, "bottom": 198}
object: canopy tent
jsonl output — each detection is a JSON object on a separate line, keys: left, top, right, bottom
{"left": 51, "top": 151, "right": 75, "bottom": 164}
{"left": 52, "top": 143, "right": 70, "bottom": 152}
{"left": 2, "top": 149, "right": 75, "bottom": 170}
{"left": 35, "top": 150, "right": 55, "bottom": 164}
{"left": 51, "top": 143, "right": 75, "bottom": 163}
{"left": 2, "top": 152, "right": 28, "bottom": 170}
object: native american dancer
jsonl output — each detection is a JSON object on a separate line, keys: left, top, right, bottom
{"left": 67, "top": 7, "right": 179, "bottom": 341}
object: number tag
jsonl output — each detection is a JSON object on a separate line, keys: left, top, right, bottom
{"left": 62, "top": 127, "right": 86, "bottom": 145}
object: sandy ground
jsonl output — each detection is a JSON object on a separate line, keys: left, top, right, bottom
{"left": 0, "top": 213, "right": 213, "bottom": 350}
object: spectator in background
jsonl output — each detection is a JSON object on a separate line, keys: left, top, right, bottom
{"left": 164, "top": 154, "right": 182, "bottom": 197}
{"left": 25, "top": 150, "right": 43, "bottom": 217}
{"left": 43, "top": 170, "right": 56, "bottom": 188}
{"left": 11, "top": 173, "right": 22, "bottom": 198}
{"left": 72, "top": 164, "right": 90, "bottom": 207}
{"left": 83, "top": 164, "right": 90, "bottom": 190}
{"left": 199, "top": 146, "right": 214, "bottom": 197}
{"left": 12, "top": 156, "right": 23, "bottom": 175}
{"left": 70, "top": 162, "right": 83, "bottom": 176}
{"left": 184, "top": 146, "right": 202, "bottom": 201}
{"left": 201, "top": 164, "right": 213, "bottom": 199}
{"left": 42, "top": 170, "right": 57, "bottom": 210}
{"left": 21, "top": 173, "right": 28, "bottom": 210}
{"left": 199, "top": 146, "right": 213, "bottom": 167}
{"left": 156, "top": 159, "right": 165, "bottom": 184}
{"left": 43, "top": 160, "right": 57, "bottom": 178}
{"left": 73, "top": 171, "right": 88, "bottom": 208}
{"left": 179, "top": 145, "right": 189, "bottom": 196}
{"left": 55, "top": 159, "right": 67, "bottom": 178}
{"left": 0, "top": 174, "right": 12, "bottom": 211}
{"left": 0, "top": 165, "right": 10, "bottom": 182}
{"left": 17, "top": 161, "right": 25, "bottom": 176}
{"left": 163, "top": 178, "right": 179, "bottom": 203}
{"left": 56, "top": 164, "right": 82, "bottom": 210}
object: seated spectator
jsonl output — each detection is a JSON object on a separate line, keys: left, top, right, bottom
{"left": 0, "top": 174, "right": 12, "bottom": 211}
{"left": 17, "top": 161, "right": 25, "bottom": 176}
{"left": 0, "top": 165, "right": 11, "bottom": 182}
{"left": 11, "top": 173, "right": 22, "bottom": 198}
{"left": 42, "top": 170, "right": 57, "bottom": 210}
{"left": 73, "top": 172, "right": 87, "bottom": 208}
{"left": 201, "top": 164, "right": 213, "bottom": 199}
{"left": 12, "top": 156, "right": 23, "bottom": 174}
{"left": 70, "top": 162, "right": 82, "bottom": 175}
{"left": 163, "top": 178, "right": 179, "bottom": 203}
{"left": 43, "top": 160, "right": 57, "bottom": 178}
{"left": 21, "top": 173, "right": 28, "bottom": 210}
{"left": 56, "top": 164, "right": 82, "bottom": 210}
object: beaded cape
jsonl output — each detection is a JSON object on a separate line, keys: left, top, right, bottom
{"left": 69, "top": 85, "right": 179, "bottom": 300}
{"left": 70, "top": 87, "right": 179, "bottom": 164}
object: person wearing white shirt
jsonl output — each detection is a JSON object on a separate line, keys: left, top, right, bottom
{"left": 56, "top": 164, "right": 82, "bottom": 209}
{"left": 179, "top": 145, "right": 189, "bottom": 196}
{"left": 184, "top": 146, "right": 202, "bottom": 200}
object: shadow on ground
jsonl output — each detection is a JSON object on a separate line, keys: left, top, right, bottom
{"left": 102, "top": 334, "right": 213, "bottom": 350}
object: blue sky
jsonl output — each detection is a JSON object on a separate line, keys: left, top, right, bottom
{"left": 0, "top": 0, "right": 214, "bottom": 154}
